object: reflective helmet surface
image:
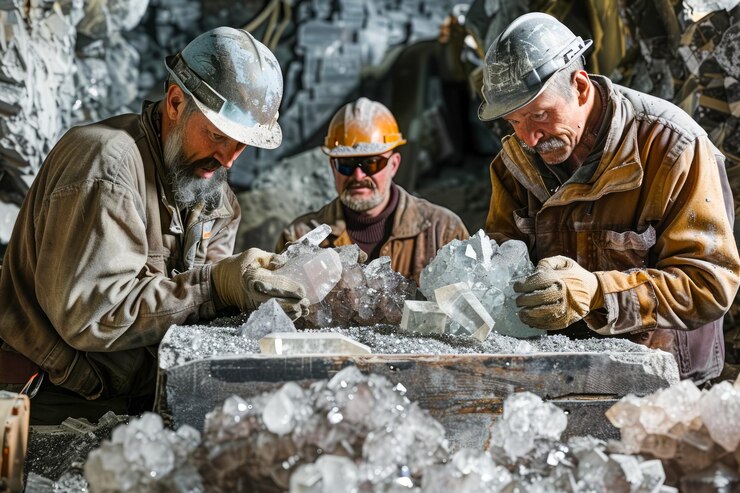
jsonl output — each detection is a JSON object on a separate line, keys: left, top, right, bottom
{"left": 165, "top": 26, "right": 283, "bottom": 149}
{"left": 478, "top": 12, "right": 592, "bottom": 121}
{"left": 322, "top": 98, "right": 406, "bottom": 158}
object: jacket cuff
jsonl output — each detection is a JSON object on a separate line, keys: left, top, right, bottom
{"left": 584, "top": 271, "right": 657, "bottom": 335}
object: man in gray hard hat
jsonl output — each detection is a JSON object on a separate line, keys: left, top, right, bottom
{"left": 0, "top": 27, "right": 308, "bottom": 424}
{"left": 480, "top": 12, "right": 740, "bottom": 384}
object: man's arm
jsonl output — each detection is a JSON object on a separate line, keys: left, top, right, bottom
{"left": 586, "top": 136, "right": 740, "bottom": 334}
{"left": 35, "top": 178, "right": 218, "bottom": 353}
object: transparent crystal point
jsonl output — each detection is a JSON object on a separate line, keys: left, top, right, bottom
{"left": 400, "top": 300, "right": 448, "bottom": 335}
{"left": 259, "top": 332, "right": 372, "bottom": 355}
{"left": 238, "top": 298, "right": 296, "bottom": 339}
{"left": 295, "top": 223, "right": 332, "bottom": 247}
{"left": 434, "top": 283, "right": 494, "bottom": 341}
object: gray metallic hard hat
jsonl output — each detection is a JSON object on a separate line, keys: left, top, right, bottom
{"left": 165, "top": 27, "right": 283, "bottom": 149}
{"left": 478, "top": 12, "right": 593, "bottom": 121}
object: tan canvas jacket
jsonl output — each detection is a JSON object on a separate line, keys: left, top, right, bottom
{"left": 486, "top": 75, "right": 740, "bottom": 383}
{"left": 276, "top": 186, "right": 469, "bottom": 283}
{"left": 0, "top": 101, "right": 240, "bottom": 398}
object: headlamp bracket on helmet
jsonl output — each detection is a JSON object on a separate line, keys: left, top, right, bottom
{"left": 165, "top": 54, "right": 227, "bottom": 115}
{"left": 522, "top": 37, "right": 592, "bottom": 90}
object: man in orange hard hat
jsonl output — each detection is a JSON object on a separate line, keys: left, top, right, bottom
{"left": 276, "top": 97, "right": 469, "bottom": 284}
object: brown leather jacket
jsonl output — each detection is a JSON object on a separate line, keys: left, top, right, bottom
{"left": 0, "top": 101, "right": 239, "bottom": 398}
{"left": 486, "top": 76, "right": 740, "bottom": 384}
{"left": 276, "top": 186, "right": 469, "bottom": 283}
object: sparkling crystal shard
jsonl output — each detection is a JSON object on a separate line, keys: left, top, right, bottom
{"left": 434, "top": 283, "right": 495, "bottom": 341}
{"left": 238, "top": 298, "right": 296, "bottom": 339}
{"left": 260, "top": 332, "right": 372, "bottom": 355}
{"left": 274, "top": 247, "right": 343, "bottom": 304}
{"left": 400, "top": 300, "right": 448, "bottom": 335}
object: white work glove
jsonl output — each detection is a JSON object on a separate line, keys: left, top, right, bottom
{"left": 211, "top": 248, "right": 309, "bottom": 320}
{"left": 513, "top": 256, "right": 603, "bottom": 330}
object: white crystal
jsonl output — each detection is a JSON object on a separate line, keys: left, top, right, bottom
{"left": 434, "top": 283, "right": 495, "bottom": 341}
{"left": 274, "top": 247, "right": 343, "bottom": 304}
{"left": 262, "top": 381, "right": 305, "bottom": 435}
{"left": 238, "top": 298, "right": 296, "bottom": 339}
{"left": 259, "top": 332, "right": 372, "bottom": 355}
{"left": 400, "top": 300, "right": 448, "bottom": 335}
{"left": 699, "top": 381, "right": 740, "bottom": 451}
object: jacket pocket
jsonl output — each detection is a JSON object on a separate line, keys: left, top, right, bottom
{"left": 512, "top": 207, "right": 536, "bottom": 249}
{"left": 589, "top": 225, "right": 656, "bottom": 271}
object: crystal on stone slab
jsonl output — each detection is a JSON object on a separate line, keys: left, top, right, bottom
{"left": 399, "top": 300, "right": 448, "bottom": 335}
{"left": 419, "top": 231, "right": 537, "bottom": 339}
{"left": 238, "top": 298, "right": 296, "bottom": 339}
{"left": 434, "top": 283, "right": 495, "bottom": 341}
{"left": 274, "top": 247, "right": 343, "bottom": 304}
{"left": 699, "top": 380, "right": 740, "bottom": 452}
{"left": 260, "top": 332, "right": 371, "bottom": 355}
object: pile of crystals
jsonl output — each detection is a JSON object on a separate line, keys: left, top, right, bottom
{"left": 282, "top": 225, "right": 415, "bottom": 328}
{"left": 84, "top": 413, "right": 203, "bottom": 492}
{"left": 606, "top": 375, "right": 740, "bottom": 488}
{"left": 415, "top": 230, "right": 541, "bottom": 340}
{"left": 424, "top": 392, "right": 670, "bottom": 492}
{"left": 199, "top": 365, "right": 447, "bottom": 492}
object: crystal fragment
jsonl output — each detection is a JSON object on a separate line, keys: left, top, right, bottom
{"left": 274, "top": 247, "right": 343, "bottom": 304}
{"left": 262, "top": 382, "right": 307, "bottom": 435}
{"left": 238, "top": 298, "right": 296, "bottom": 339}
{"left": 259, "top": 332, "right": 371, "bottom": 355}
{"left": 434, "top": 283, "right": 495, "bottom": 341}
{"left": 399, "top": 300, "right": 448, "bottom": 335}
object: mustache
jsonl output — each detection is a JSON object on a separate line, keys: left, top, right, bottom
{"left": 517, "top": 136, "right": 567, "bottom": 154}
{"left": 185, "top": 157, "right": 221, "bottom": 173}
{"left": 346, "top": 177, "right": 377, "bottom": 189}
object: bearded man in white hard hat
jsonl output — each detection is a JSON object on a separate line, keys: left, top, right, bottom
{"left": 0, "top": 27, "right": 309, "bottom": 424}
{"left": 479, "top": 12, "right": 740, "bottom": 384}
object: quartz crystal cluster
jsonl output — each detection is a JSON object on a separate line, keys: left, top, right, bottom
{"left": 607, "top": 376, "right": 740, "bottom": 489}
{"left": 419, "top": 392, "right": 670, "bottom": 493}
{"left": 199, "top": 366, "right": 448, "bottom": 492}
{"left": 416, "top": 230, "right": 542, "bottom": 340}
{"left": 287, "top": 226, "right": 415, "bottom": 328}
{"left": 77, "top": 375, "right": 679, "bottom": 492}
{"left": 84, "top": 413, "right": 202, "bottom": 492}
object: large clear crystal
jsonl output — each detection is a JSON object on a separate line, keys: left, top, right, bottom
{"left": 419, "top": 231, "right": 538, "bottom": 339}
{"left": 434, "top": 283, "right": 495, "bottom": 341}
{"left": 238, "top": 298, "right": 296, "bottom": 339}
{"left": 259, "top": 332, "right": 372, "bottom": 355}
{"left": 274, "top": 247, "right": 343, "bottom": 304}
{"left": 399, "top": 300, "right": 448, "bottom": 335}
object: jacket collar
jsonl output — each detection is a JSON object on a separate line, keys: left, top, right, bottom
{"left": 322, "top": 185, "right": 430, "bottom": 244}
{"left": 500, "top": 75, "right": 644, "bottom": 208}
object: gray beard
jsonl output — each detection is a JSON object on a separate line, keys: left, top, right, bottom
{"left": 163, "top": 121, "right": 227, "bottom": 209}
{"left": 340, "top": 180, "right": 387, "bottom": 212}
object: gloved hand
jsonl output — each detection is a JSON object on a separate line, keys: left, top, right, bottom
{"left": 211, "top": 248, "right": 309, "bottom": 320}
{"left": 513, "top": 256, "right": 603, "bottom": 330}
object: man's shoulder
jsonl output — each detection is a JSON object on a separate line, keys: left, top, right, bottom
{"left": 609, "top": 79, "right": 706, "bottom": 141}
{"left": 399, "top": 187, "right": 465, "bottom": 225}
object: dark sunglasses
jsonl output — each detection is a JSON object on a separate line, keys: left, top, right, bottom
{"left": 331, "top": 154, "right": 393, "bottom": 176}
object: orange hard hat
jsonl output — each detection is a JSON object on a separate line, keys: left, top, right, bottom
{"left": 322, "top": 97, "right": 406, "bottom": 158}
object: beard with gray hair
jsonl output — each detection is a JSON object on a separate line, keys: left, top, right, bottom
{"left": 340, "top": 176, "right": 389, "bottom": 212}
{"left": 163, "top": 113, "right": 227, "bottom": 209}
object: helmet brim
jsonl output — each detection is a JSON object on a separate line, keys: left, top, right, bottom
{"left": 477, "top": 82, "right": 550, "bottom": 121}
{"left": 191, "top": 96, "right": 283, "bottom": 149}
{"left": 321, "top": 140, "right": 406, "bottom": 158}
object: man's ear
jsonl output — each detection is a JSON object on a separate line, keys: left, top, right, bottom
{"left": 389, "top": 151, "right": 402, "bottom": 178}
{"left": 574, "top": 71, "right": 590, "bottom": 106}
{"left": 165, "top": 84, "right": 187, "bottom": 121}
